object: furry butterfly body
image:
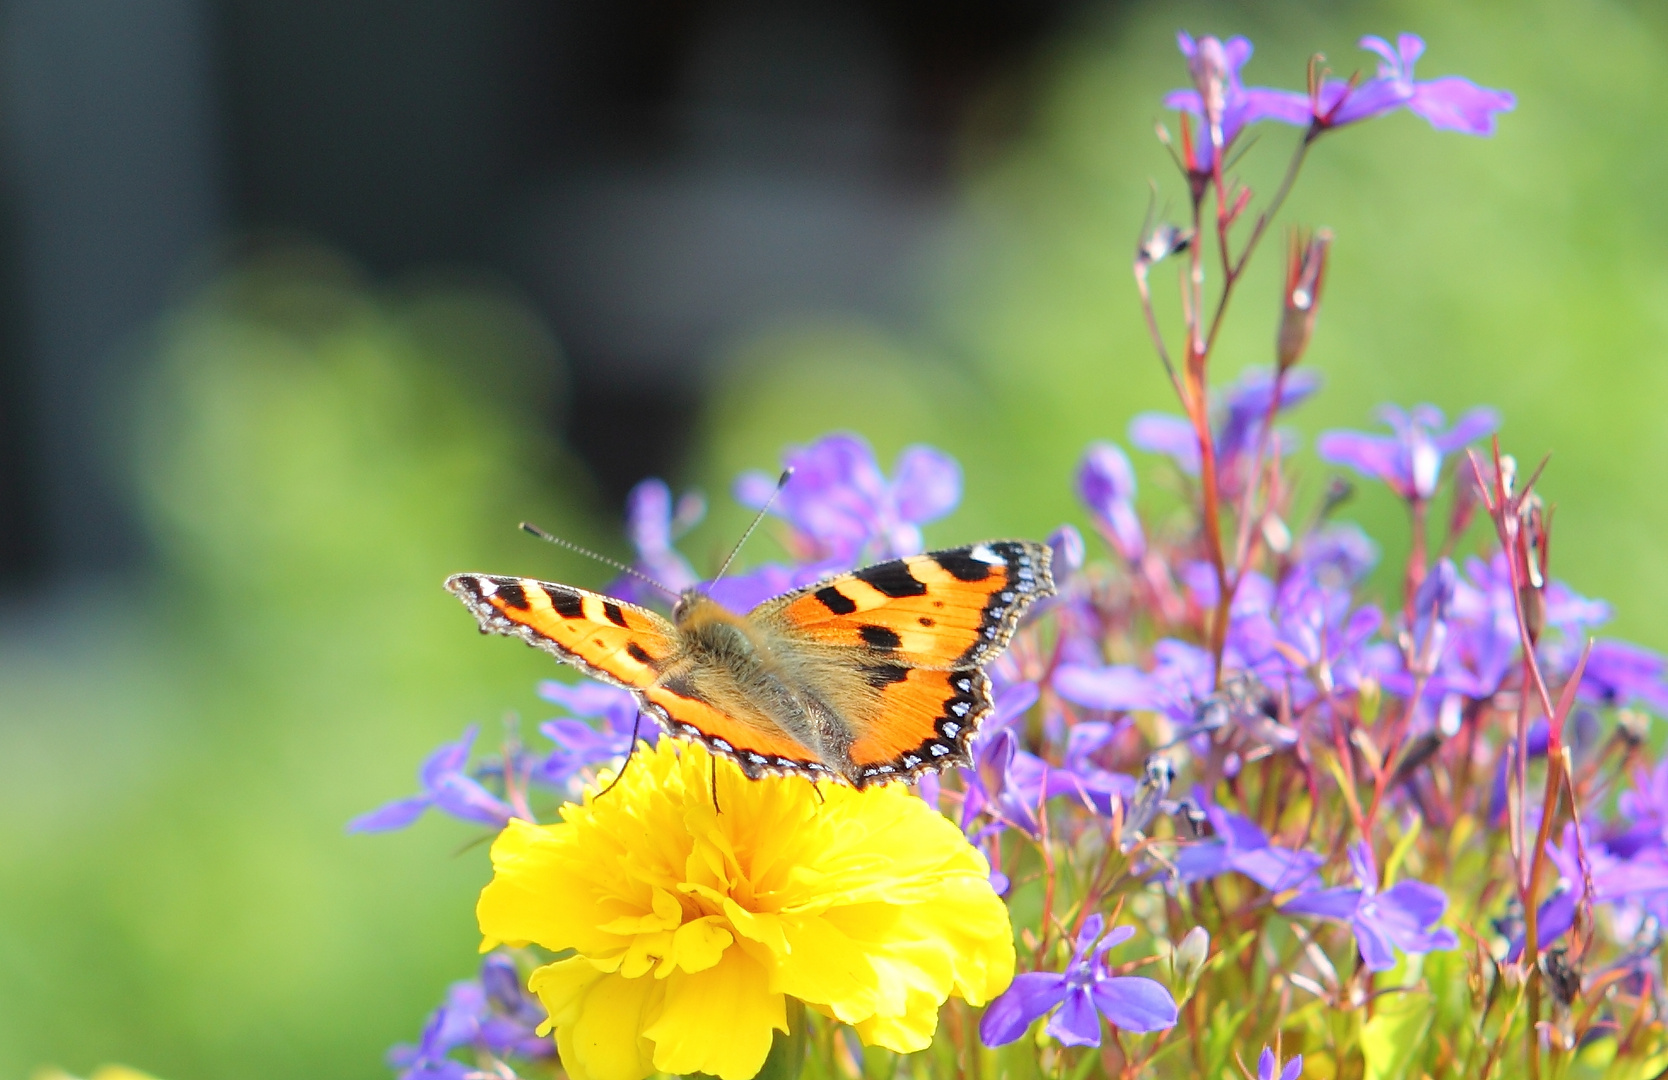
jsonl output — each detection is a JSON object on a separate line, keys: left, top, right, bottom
{"left": 446, "top": 540, "right": 1054, "bottom": 787}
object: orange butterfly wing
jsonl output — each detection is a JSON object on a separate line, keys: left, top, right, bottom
{"left": 447, "top": 573, "right": 828, "bottom": 777}
{"left": 751, "top": 540, "right": 1055, "bottom": 784}
{"left": 445, "top": 574, "right": 675, "bottom": 690}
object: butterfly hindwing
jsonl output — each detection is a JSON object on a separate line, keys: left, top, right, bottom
{"left": 446, "top": 574, "right": 677, "bottom": 690}
{"left": 750, "top": 540, "right": 1054, "bottom": 785}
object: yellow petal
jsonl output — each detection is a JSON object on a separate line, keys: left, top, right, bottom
{"left": 529, "top": 955, "right": 607, "bottom": 1031}
{"left": 771, "top": 912, "right": 881, "bottom": 1021}
{"left": 645, "top": 947, "right": 785, "bottom": 1080}
{"left": 852, "top": 986, "right": 943, "bottom": 1054}
{"left": 721, "top": 897, "right": 789, "bottom": 957}
{"left": 662, "top": 914, "right": 734, "bottom": 976}
{"left": 556, "top": 969, "right": 661, "bottom": 1080}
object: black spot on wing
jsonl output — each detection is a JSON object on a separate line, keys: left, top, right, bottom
{"left": 496, "top": 582, "right": 530, "bottom": 610}
{"left": 814, "top": 586, "right": 858, "bottom": 615}
{"left": 917, "top": 616, "right": 935, "bottom": 627}
{"left": 546, "top": 587, "right": 585, "bottom": 619}
{"left": 602, "top": 600, "right": 630, "bottom": 628}
{"left": 855, "top": 560, "right": 928, "bottom": 598}
{"left": 863, "top": 662, "right": 910, "bottom": 688}
{"left": 626, "top": 642, "right": 654, "bottom": 665}
{"left": 934, "top": 549, "right": 994, "bottom": 582}
{"left": 859, "top": 624, "right": 902, "bottom": 650}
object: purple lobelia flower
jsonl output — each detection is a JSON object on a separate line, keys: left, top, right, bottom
{"left": 1130, "top": 368, "right": 1320, "bottom": 500}
{"left": 1173, "top": 804, "right": 1322, "bottom": 891}
{"left": 1612, "top": 757, "right": 1668, "bottom": 859}
{"left": 980, "top": 914, "right": 1179, "bottom": 1047}
{"left": 1575, "top": 640, "right": 1668, "bottom": 715}
{"left": 1047, "top": 523, "right": 1087, "bottom": 587}
{"left": 1257, "top": 1046, "right": 1305, "bottom": 1080}
{"left": 1078, "top": 441, "right": 1146, "bottom": 560}
{"left": 1313, "top": 34, "right": 1515, "bottom": 136}
{"left": 388, "top": 954, "right": 553, "bottom": 1078}
{"left": 533, "top": 679, "right": 656, "bottom": 790}
{"left": 608, "top": 477, "right": 702, "bottom": 605}
{"left": 734, "top": 433, "right": 961, "bottom": 563}
{"left": 1282, "top": 842, "right": 1457, "bottom": 971}
{"left": 477, "top": 952, "right": 555, "bottom": 1059}
{"left": 1507, "top": 822, "right": 1668, "bottom": 960}
{"left": 1164, "top": 33, "right": 1310, "bottom": 171}
{"left": 348, "top": 724, "right": 514, "bottom": 832}
{"left": 388, "top": 979, "right": 488, "bottom": 1080}
{"left": 1317, "top": 403, "right": 1498, "bottom": 502}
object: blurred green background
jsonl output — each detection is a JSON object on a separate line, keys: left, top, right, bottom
{"left": 3, "top": 0, "right": 1667, "bottom": 1076}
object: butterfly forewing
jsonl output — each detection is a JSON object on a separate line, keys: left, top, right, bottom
{"left": 752, "top": 540, "right": 1053, "bottom": 669}
{"left": 446, "top": 574, "right": 677, "bottom": 689}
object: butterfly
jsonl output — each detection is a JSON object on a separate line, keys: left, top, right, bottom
{"left": 445, "top": 540, "right": 1055, "bottom": 787}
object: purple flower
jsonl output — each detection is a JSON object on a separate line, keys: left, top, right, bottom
{"left": 980, "top": 914, "right": 1179, "bottom": 1047}
{"left": 1047, "top": 523, "right": 1087, "bottom": 587}
{"left": 609, "top": 478, "right": 701, "bottom": 605}
{"left": 388, "top": 979, "right": 484, "bottom": 1080}
{"left": 349, "top": 725, "right": 514, "bottom": 832}
{"left": 701, "top": 557, "right": 850, "bottom": 614}
{"left": 1614, "top": 758, "right": 1668, "bottom": 858}
{"left": 1576, "top": 640, "right": 1668, "bottom": 715}
{"left": 388, "top": 954, "right": 553, "bottom": 1078}
{"left": 1295, "top": 523, "right": 1379, "bottom": 589}
{"left": 734, "top": 433, "right": 961, "bottom": 562}
{"left": 1314, "top": 34, "right": 1515, "bottom": 136}
{"left": 1173, "top": 804, "right": 1321, "bottom": 891}
{"left": 1078, "top": 442, "right": 1145, "bottom": 560}
{"left": 1317, "top": 403, "right": 1498, "bottom": 501}
{"left": 1282, "top": 843, "right": 1457, "bottom": 971}
{"left": 1259, "top": 1047, "right": 1305, "bottom": 1080}
{"left": 1508, "top": 823, "right": 1668, "bottom": 960}
{"left": 534, "top": 680, "right": 655, "bottom": 790}
{"left": 477, "top": 953, "right": 555, "bottom": 1059}
{"left": 1130, "top": 368, "right": 1319, "bottom": 500}
{"left": 1164, "top": 33, "right": 1310, "bottom": 170}
{"left": 963, "top": 683, "right": 1136, "bottom": 830}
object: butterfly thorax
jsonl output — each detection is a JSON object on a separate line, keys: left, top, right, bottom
{"left": 670, "top": 590, "right": 852, "bottom": 770}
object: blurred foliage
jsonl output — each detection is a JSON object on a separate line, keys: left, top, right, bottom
{"left": 4, "top": 0, "right": 1668, "bottom": 1076}
{"left": 0, "top": 246, "right": 607, "bottom": 1079}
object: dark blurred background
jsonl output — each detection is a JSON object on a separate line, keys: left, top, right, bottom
{"left": 0, "top": 0, "right": 1075, "bottom": 587}
{"left": 5, "top": 1, "right": 1667, "bottom": 1077}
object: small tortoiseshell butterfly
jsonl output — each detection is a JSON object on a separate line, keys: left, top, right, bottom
{"left": 445, "top": 540, "right": 1054, "bottom": 787}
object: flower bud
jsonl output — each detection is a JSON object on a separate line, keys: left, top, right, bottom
{"left": 1137, "top": 221, "right": 1194, "bottom": 268}
{"left": 1172, "top": 926, "right": 1211, "bottom": 999}
{"left": 1277, "top": 228, "right": 1332, "bottom": 369}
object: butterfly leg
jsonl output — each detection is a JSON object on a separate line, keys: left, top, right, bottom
{"left": 709, "top": 752, "right": 722, "bottom": 814}
{"left": 596, "top": 709, "right": 646, "bottom": 801}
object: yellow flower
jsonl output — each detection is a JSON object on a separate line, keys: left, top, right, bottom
{"left": 476, "top": 739, "right": 1015, "bottom": 1080}
{"left": 33, "top": 1068, "right": 161, "bottom": 1080}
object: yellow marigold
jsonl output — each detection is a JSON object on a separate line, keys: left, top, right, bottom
{"left": 476, "top": 738, "right": 1015, "bottom": 1080}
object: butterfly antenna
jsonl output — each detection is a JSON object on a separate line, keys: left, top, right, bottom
{"left": 519, "top": 522, "right": 680, "bottom": 600}
{"left": 709, "top": 467, "right": 793, "bottom": 587}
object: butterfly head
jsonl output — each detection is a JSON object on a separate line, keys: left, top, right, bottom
{"left": 672, "top": 588, "right": 740, "bottom": 630}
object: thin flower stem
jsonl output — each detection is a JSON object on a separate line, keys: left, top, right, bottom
{"left": 1136, "top": 264, "right": 1185, "bottom": 403}
{"left": 1204, "top": 130, "right": 1317, "bottom": 355}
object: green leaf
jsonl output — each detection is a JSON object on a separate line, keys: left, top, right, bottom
{"left": 753, "top": 998, "right": 810, "bottom": 1080}
{"left": 1361, "top": 992, "right": 1435, "bottom": 1080}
